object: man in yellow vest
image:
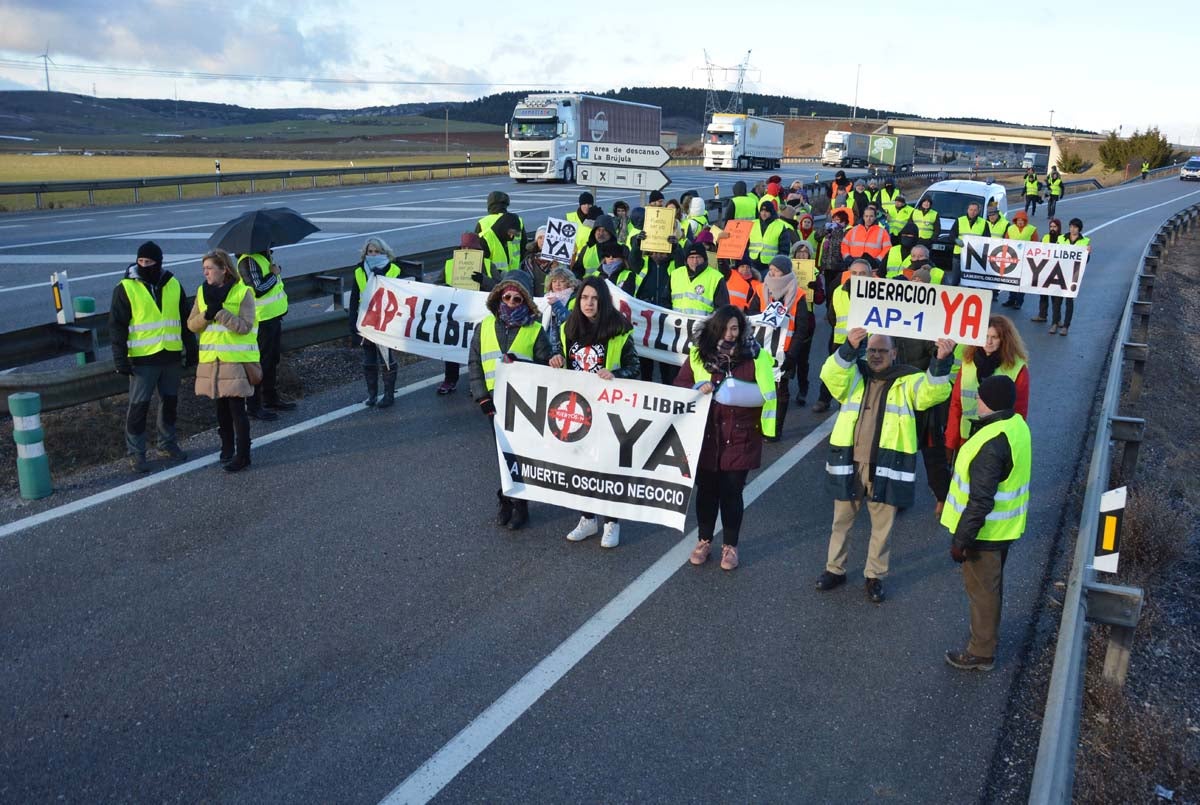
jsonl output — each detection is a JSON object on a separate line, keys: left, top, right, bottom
{"left": 943, "top": 375, "right": 1031, "bottom": 671}
{"left": 951, "top": 201, "right": 987, "bottom": 281}
{"left": 468, "top": 271, "right": 552, "bottom": 531}
{"left": 671, "top": 244, "right": 729, "bottom": 316}
{"left": 1045, "top": 166, "right": 1063, "bottom": 217}
{"left": 816, "top": 326, "right": 956, "bottom": 603}
{"left": 886, "top": 195, "right": 914, "bottom": 239}
{"left": 237, "top": 247, "right": 291, "bottom": 420}
{"left": 566, "top": 192, "right": 593, "bottom": 225}
{"left": 1140, "top": 160, "right": 1150, "bottom": 181}
{"left": 1022, "top": 168, "right": 1041, "bottom": 217}
{"left": 109, "top": 241, "right": 195, "bottom": 472}
{"left": 721, "top": 180, "right": 759, "bottom": 222}
{"left": 748, "top": 201, "right": 793, "bottom": 270}
{"left": 911, "top": 196, "right": 939, "bottom": 244}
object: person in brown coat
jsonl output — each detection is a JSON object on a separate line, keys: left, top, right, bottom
{"left": 674, "top": 305, "right": 769, "bottom": 571}
{"left": 188, "top": 250, "right": 258, "bottom": 472}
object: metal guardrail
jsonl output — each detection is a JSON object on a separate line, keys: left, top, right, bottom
{"left": 1028, "top": 201, "right": 1200, "bottom": 803}
{"left": 0, "top": 160, "right": 509, "bottom": 209}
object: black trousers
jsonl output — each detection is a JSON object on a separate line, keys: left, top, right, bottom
{"left": 1024, "top": 194, "right": 1040, "bottom": 216}
{"left": 443, "top": 362, "right": 460, "bottom": 383}
{"left": 215, "top": 397, "right": 251, "bottom": 459}
{"left": 793, "top": 336, "right": 813, "bottom": 400}
{"left": 695, "top": 468, "right": 749, "bottom": 547}
{"left": 250, "top": 316, "right": 283, "bottom": 409}
{"left": 640, "top": 358, "right": 679, "bottom": 385}
{"left": 1046, "top": 194, "right": 1059, "bottom": 217}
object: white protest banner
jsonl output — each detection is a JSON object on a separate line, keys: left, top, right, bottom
{"left": 605, "top": 283, "right": 791, "bottom": 368}
{"left": 961, "top": 236, "right": 1091, "bottom": 298}
{"left": 358, "top": 274, "right": 793, "bottom": 368}
{"left": 493, "top": 361, "right": 711, "bottom": 531}
{"left": 847, "top": 275, "right": 991, "bottom": 346}
{"left": 542, "top": 217, "right": 578, "bottom": 265}
{"left": 358, "top": 275, "right": 490, "bottom": 363}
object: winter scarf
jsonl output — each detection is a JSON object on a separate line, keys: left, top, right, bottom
{"left": 765, "top": 271, "right": 798, "bottom": 309}
{"left": 498, "top": 301, "right": 534, "bottom": 327}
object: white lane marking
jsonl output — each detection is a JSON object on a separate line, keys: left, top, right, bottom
{"left": 116, "top": 213, "right": 152, "bottom": 218}
{"left": 49, "top": 217, "right": 95, "bottom": 224}
{"left": 170, "top": 208, "right": 202, "bottom": 213}
{"left": 105, "top": 232, "right": 212, "bottom": 240}
{"left": 0, "top": 224, "right": 26, "bottom": 230}
{"left": 1087, "top": 189, "right": 1200, "bottom": 234}
{"left": 381, "top": 414, "right": 838, "bottom": 804}
{"left": 0, "top": 253, "right": 203, "bottom": 264}
{"left": 0, "top": 374, "right": 442, "bottom": 541}
{"left": 306, "top": 217, "right": 445, "bottom": 224}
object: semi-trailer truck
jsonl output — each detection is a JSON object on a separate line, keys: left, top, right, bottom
{"left": 702, "top": 114, "right": 784, "bottom": 170}
{"left": 506, "top": 94, "right": 662, "bottom": 183}
{"left": 822, "top": 130, "right": 916, "bottom": 172}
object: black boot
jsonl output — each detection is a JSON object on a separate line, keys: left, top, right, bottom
{"left": 219, "top": 432, "right": 234, "bottom": 463}
{"left": 496, "top": 490, "right": 513, "bottom": 527}
{"left": 362, "top": 367, "right": 378, "bottom": 407}
{"left": 507, "top": 499, "right": 529, "bottom": 530}
{"left": 772, "top": 399, "right": 789, "bottom": 441}
{"left": 377, "top": 368, "right": 397, "bottom": 408}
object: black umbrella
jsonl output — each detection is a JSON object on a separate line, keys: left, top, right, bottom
{"left": 207, "top": 207, "right": 320, "bottom": 254}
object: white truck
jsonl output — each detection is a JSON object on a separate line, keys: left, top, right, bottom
{"left": 702, "top": 114, "right": 784, "bottom": 171}
{"left": 506, "top": 94, "right": 662, "bottom": 183}
{"left": 822, "top": 130, "right": 916, "bottom": 171}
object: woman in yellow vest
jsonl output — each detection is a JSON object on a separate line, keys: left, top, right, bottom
{"left": 945, "top": 315, "right": 1030, "bottom": 455}
{"left": 1048, "top": 218, "right": 1091, "bottom": 336}
{"left": 764, "top": 255, "right": 816, "bottom": 437}
{"left": 188, "top": 250, "right": 260, "bottom": 472}
{"left": 350, "top": 237, "right": 403, "bottom": 408}
{"left": 674, "top": 306, "right": 777, "bottom": 571}
{"left": 467, "top": 271, "right": 552, "bottom": 531}
{"left": 547, "top": 277, "right": 640, "bottom": 549}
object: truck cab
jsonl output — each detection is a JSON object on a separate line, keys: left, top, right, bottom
{"left": 507, "top": 97, "right": 577, "bottom": 183}
{"left": 915, "top": 179, "right": 1008, "bottom": 270}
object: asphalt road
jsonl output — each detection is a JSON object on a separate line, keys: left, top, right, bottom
{"left": 2, "top": 174, "right": 1197, "bottom": 802}
{"left": 0, "top": 164, "right": 879, "bottom": 333}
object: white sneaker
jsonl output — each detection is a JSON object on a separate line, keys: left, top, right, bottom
{"left": 566, "top": 516, "right": 599, "bottom": 542}
{"left": 600, "top": 522, "right": 620, "bottom": 548}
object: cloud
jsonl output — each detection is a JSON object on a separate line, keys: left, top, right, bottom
{"left": 0, "top": 0, "right": 352, "bottom": 85}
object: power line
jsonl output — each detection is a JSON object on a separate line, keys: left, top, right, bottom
{"left": 0, "top": 57, "right": 568, "bottom": 88}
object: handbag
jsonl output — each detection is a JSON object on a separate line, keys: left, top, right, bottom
{"left": 244, "top": 361, "right": 263, "bottom": 386}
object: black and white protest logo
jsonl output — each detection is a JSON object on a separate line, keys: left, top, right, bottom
{"left": 987, "top": 244, "right": 1020, "bottom": 276}
{"left": 547, "top": 391, "right": 593, "bottom": 442}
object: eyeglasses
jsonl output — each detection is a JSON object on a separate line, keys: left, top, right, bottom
{"left": 501, "top": 293, "right": 524, "bottom": 303}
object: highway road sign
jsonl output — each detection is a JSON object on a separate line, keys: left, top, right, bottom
{"left": 577, "top": 142, "right": 670, "bottom": 169}
{"left": 576, "top": 165, "right": 670, "bottom": 192}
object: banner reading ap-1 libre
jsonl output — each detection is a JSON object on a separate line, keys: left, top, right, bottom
{"left": 493, "top": 362, "right": 711, "bottom": 531}
{"left": 846, "top": 275, "right": 992, "bottom": 346}
{"left": 960, "top": 235, "right": 1091, "bottom": 298}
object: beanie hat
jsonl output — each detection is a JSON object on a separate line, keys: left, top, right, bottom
{"left": 137, "top": 241, "right": 163, "bottom": 264}
{"left": 769, "top": 255, "right": 792, "bottom": 274}
{"left": 578, "top": 191, "right": 594, "bottom": 206}
{"left": 599, "top": 240, "right": 624, "bottom": 259}
{"left": 978, "top": 374, "right": 1017, "bottom": 412}
{"left": 688, "top": 197, "right": 705, "bottom": 216}
{"left": 648, "top": 190, "right": 665, "bottom": 203}
{"left": 684, "top": 243, "right": 707, "bottom": 260}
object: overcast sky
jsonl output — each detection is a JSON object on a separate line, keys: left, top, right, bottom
{"left": 1, "top": 0, "right": 1197, "bottom": 145}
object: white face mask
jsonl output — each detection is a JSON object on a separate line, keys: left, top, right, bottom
{"left": 364, "top": 253, "right": 389, "bottom": 270}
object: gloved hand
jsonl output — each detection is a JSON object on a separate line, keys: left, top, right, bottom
{"left": 478, "top": 397, "right": 496, "bottom": 417}
{"left": 950, "top": 544, "right": 967, "bottom": 563}
{"left": 114, "top": 360, "right": 133, "bottom": 376}
{"left": 470, "top": 271, "right": 484, "bottom": 284}
{"left": 780, "top": 356, "right": 796, "bottom": 374}
{"left": 203, "top": 301, "right": 220, "bottom": 321}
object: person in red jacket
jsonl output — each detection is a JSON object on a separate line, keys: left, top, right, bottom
{"left": 674, "top": 306, "right": 770, "bottom": 571}
{"left": 945, "top": 315, "right": 1030, "bottom": 455}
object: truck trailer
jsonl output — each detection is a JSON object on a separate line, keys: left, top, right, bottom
{"left": 507, "top": 94, "right": 662, "bottom": 183}
{"left": 822, "top": 130, "right": 916, "bottom": 171}
{"left": 703, "top": 114, "right": 784, "bottom": 171}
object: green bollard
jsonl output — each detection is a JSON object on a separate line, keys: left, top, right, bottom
{"left": 9, "top": 392, "right": 53, "bottom": 500}
{"left": 72, "top": 296, "right": 96, "bottom": 366}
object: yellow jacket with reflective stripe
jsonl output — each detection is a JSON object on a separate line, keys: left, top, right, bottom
{"left": 940, "top": 413, "right": 1031, "bottom": 542}
{"left": 819, "top": 344, "right": 953, "bottom": 507}
{"left": 479, "top": 316, "right": 541, "bottom": 392}
{"left": 887, "top": 204, "right": 914, "bottom": 236}
{"left": 688, "top": 346, "right": 778, "bottom": 438}
{"left": 240, "top": 253, "right": 288, "bottom": 322}
{"left": 355, "top": 262, "right": 401, "bottom": 293}
{"left": 1047, "top": 175, "right": 1063, "bottom": 196}
{"left": 749, "top": 218, "right": 787, "bottom": 263}
{"left": 122, "top": 276, "right": 183, "bottom": 357}
{"left": 670, "top": 265, "right": 723, "bottom": 315}
{"left": 195, "top": 282, "right": 259, "bottom": 363}
{"left": 558, "top": 326, "right": 631, "bottom": 372}
{"left": 954, "top": 216, "right": 987, "bottom": 255}
{"left": 731, "top": 195, "right": 758, "bottom": 220}
{"left": 911, "top": 208, "right": 938, "bottom": 240}
{"left": 831, "top": 285, "right": 850, "bottom": 344}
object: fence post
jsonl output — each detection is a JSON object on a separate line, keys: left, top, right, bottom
{"left": 134, "top": 187, "right": 140, "bottom": 204}
{"left": 1109, "top": 416, "right": 1145, "bottom": 485}
{"left": 9, "top": 392, "right": 53, "bottom": 500}
{"left": 88, "top": 189, "right": 96, "bottom": 205}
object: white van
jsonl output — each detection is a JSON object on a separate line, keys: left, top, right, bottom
{"left": 914, "top": 179, "right": 1008, "bottom": 270}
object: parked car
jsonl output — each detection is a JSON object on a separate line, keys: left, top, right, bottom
{"left": 1181, "top": 156, "right": 1200, "bottom": 181}
{"left": 914, "top": 179, "right": 1009, "bottom": 271}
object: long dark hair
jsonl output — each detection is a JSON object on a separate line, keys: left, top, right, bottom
{"left": 694, "top": 305, "right": 755, "bottom": 366}
{"left": 563, "top": 277, "right": 631, "bottom": 346}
